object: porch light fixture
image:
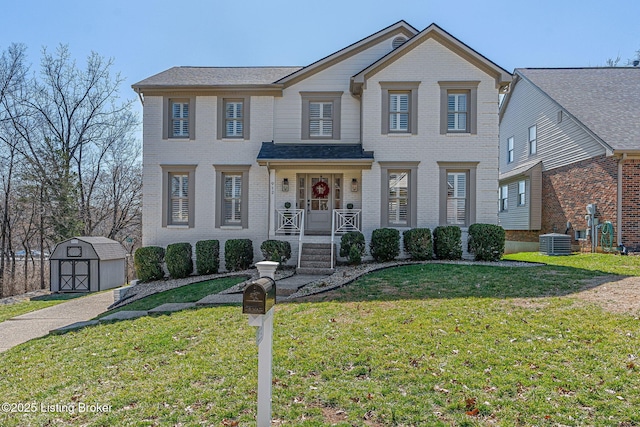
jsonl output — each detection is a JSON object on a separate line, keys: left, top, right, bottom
{"left": 282, "top": 178, "right": 289, "bottom": 192}
{"left": 351, "top": 178, "right": 358, "bottom": 192}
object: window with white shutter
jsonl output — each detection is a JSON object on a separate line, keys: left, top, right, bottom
{"left": 214, "top": 165, "right": 250, "bottom": 229}
{"left": 388, "top": 171, "right": 409, "bottom": 225}
{"left": 447, "top": 172, "right": 467, "bottom": 225}
{"left": 300, "top": 92, "right": 342, "bottom": 140}
{"left": 389, "top": 92, "right": 410, "bottom": 132}
{"left": 223, "top": 173, "right": 243, "bottom": 225}
{"left": 170, "top": 173, "right": 189, "bottom": 224}
{"left": 225, "top": 100, "right": 244, "bottom": 138}
{"left": 171, "top": 101, "right": 189, "bottom": 138}
{"left": 162, "top": 165, "right": 195, "bottom": 227}
{"left": 447, "top": 92, "right": 468, "bottom": 132}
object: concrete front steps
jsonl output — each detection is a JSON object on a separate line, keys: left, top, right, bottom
{"left": 297, "top": 243, "right": 335, "bottom": 275}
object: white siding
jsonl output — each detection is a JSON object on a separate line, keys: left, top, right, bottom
{"left": 500, "top": 77, "right": 607, "bottom": 175}
{"left": 275, "top": 37, "right": 397, "bottom": 143}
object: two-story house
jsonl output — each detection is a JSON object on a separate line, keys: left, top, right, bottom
{"left": 499, "top": 68, "right": 640, "bottom": 253}
{"left": 132, "top": 21, "right": 511, "bottom": 272}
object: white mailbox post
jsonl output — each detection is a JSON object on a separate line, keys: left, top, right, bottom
{"left": 243, "top": 261, "right": 278, "bottom": 427}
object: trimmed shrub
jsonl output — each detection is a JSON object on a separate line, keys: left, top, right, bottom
{"left": 369, "top": 228, "right": 400, "bottom": 262}
{"left": 468, "top": 223, "right": 505, "bottom": 261}
{"left": 225, "top": 239, "right": 254, "bottom": 271}
{"left": 403, "top": 228, "right": 433, "bottom": 260}
{"left": 340, "top": 231, "right": 366, "bottom": 265}
{"left": 195, "top": 240, "right": 219, "bottom": 275}
{"left": 134, "top": 246, "right": 165, "bottom": 282}
{"left": 433, "top": 226, "right": 462, "bottom": 260}
{"left": 166, "top": 242, "right": 193, "bottom": 279}
{"left": 260, "top": 240, "right": 292, "bottom": 265}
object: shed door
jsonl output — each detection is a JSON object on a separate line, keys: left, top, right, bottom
{"left": 59, "top": 260, "right": 90, "bottom": 291}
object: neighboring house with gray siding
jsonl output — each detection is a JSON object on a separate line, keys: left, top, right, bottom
{"left": 499, "top": 67, "right": 640, "bottom": 252}
{"left": 133, "top": 21, "right": 511, "bottom": 271}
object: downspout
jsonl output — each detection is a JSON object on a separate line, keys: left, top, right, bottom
{"left": 617, "top": 154, "right": 626, "bottom": 245}
{"left": 266, "top": 162, "right": 272, "bottom": 240}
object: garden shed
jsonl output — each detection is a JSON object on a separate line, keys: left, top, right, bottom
{"left": 50, "top": 237, "right": 127, "bottom": 292}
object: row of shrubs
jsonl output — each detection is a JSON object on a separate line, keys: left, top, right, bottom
{"left": 134, "top": 224, "right": 505, "bottom": 282}
{"left": 134, "top": 239, "right": 293, "bottom": 282}
{"left": 340, "top": 224, "right": 505, "bottom": 264}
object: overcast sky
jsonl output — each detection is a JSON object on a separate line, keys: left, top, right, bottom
{"left": 2, "top": 0, "right": 639, "bottom": 121}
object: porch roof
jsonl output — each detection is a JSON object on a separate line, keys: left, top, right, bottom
{"left": 257, "top": 142, "right": 374, "bottom": 166}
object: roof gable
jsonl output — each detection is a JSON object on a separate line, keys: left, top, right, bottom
{"left": 351, "top": 23, "right": 512, "bottom": 95}
{"left": 276, "top": 21, "right": 419, "bottom": 87}
{"left": 515, "top": 68, "right": 640, "bottom": 152}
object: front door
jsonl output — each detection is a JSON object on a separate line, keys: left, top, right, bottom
{"left": 59, "top": 260, "right": 90, "bottom": 292}
{"left": 298, "top": 174, "right": 342, "bottom": 233}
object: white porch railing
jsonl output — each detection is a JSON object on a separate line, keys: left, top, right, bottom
{"left": 276, "top": 209, "right": 304, "bottom": 235}
{"left": 330, "top": 209, "right": 362, "bottom": 269}
{"left": 275, "top": 209, "right": 305, "bottom": 268}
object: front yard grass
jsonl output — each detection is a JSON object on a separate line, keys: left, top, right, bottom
{"left": 0, "top": 255, "right": 638, "bottom": 426}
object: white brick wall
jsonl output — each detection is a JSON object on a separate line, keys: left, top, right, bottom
{"left": 141, "top": 32, "right": 503, "bottom": 265}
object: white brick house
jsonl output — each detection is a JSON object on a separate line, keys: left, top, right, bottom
{"left": 132, "top": 21, "right": 511, "bottom": 272}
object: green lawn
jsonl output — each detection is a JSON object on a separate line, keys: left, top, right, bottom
{"left": 0, "top": 254, "right": 639, "bottom": 426}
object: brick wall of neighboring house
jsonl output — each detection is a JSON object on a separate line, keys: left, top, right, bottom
{"left": 506, "top": 155, "right": 619, "bottom": 245}
{"left": 622, "top": 160, "right": 640, "bottom": 250}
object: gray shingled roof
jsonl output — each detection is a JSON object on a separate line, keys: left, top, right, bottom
{"left": 77, "top": 237, "right": 127, "bottom": 260}
{"left": 257, "top": 142, "right": 374, "bottom": 161}
{"left": 132, "top": 66, "right": 302, "bottom": 88}
{"left": 517, "top": 68, "right": 640, "bottom": 151}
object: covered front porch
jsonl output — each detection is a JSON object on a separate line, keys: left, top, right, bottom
{"left": 257, "top": 142, "right": 374, "bottom": 271}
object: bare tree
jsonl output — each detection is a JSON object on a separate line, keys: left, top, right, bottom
{"left": 0, "top": 43, "right": 28, "bottom": 297}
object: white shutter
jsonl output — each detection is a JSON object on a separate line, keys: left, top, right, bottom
{"left": 224, "top": 174, "right": 242, "bottom": 224}
{"left": 309, "top": 102, "right": 333, "bottom": 137}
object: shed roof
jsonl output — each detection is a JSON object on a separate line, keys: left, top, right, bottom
{"left": 52, "top": 237, "right": 127, "bottom": 261}
{"left": 516, "top": 68, "right": 640, "bottom": 151}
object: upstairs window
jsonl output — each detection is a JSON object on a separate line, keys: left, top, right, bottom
{"left": 171, "top": 100, "right": 189, "bottom": 138}
{"left": 301, "top": 92, "right": 342, "bottom": 140}
{"left": 507, "top": 136, "right": 514, "bottom": 163}
{"left": 309, "top": 102, "right": 333, "bottom": 138}
{"left": 529, "top": 125, "right": 537, "bottom": 155}
{"left": 438, "top": 81, "right": 479, "bottom": 135}
{"left": 217, "top": 96, "right": 250, "bottom": 140}
{"left": 447, "top": 92, "right": 468, "bottom": 132}
{"left": 389, "top": 92, "right": 410, "bottom": 132}
{"left": 225, "top": 100, "right": 244, "bottom": 138}
{"left": 380, "top": 82, "right": 419, "bottom": 135}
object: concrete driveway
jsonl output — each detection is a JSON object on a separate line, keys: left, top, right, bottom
{"left": 0, "top": 291, "right": 113, "bottom": 352}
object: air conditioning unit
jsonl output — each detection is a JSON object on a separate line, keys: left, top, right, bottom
{"left": 539, "top": 233, "right": 572, "bottom": 255}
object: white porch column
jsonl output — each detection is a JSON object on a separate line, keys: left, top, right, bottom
{"left": 269, "top": 168, "right": 276, "bottom": 239}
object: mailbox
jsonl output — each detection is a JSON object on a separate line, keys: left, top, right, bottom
{"left": 242, "top": 277, "right": 276, "bottom": 315}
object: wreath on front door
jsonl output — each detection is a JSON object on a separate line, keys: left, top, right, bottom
{"left": 312, "top": 181, "right": 330, "bottom": 198}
